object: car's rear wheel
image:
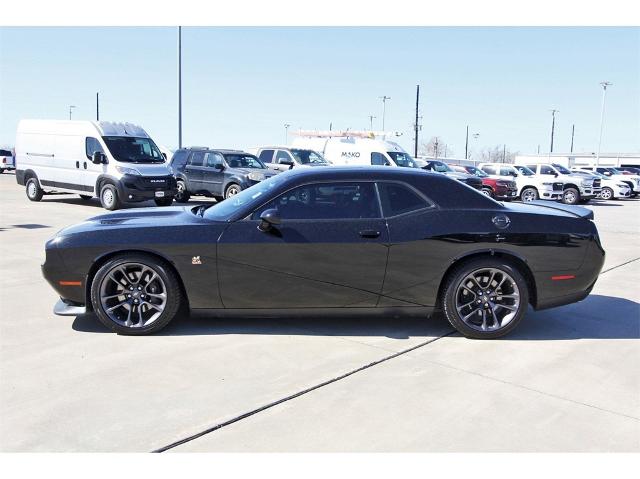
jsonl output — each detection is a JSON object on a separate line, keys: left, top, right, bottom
{"left": 600, "top": 187, "right": 613, "bottom": 200}
{"left": 442, "top": 258, "right": 529, "bottom": 339}
{"left": 26, "top": 177, "right": 43, "bottom": 201}
{"left": 520, "top": 187, "right": 538, "bottom": 202}
{"left": 90, "top": 254, "right": 183, "bottom": 335}
{"left": 175, "top": 180, "right": 190, "bottom": 203}
{"left": 100, "top": 184, "right": 122, "bottom": 210}
{"left": 481, "top": 187, "right": 493, "bottom": 198}
{"left": 562, "top": 187, "right": 580, "bottom": 205}
{"left": 225, "top": 183, "right": 241, "bottom": 199}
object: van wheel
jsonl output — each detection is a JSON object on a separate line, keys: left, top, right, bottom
{"left": 79, "top": 194, "right": 93, "bottom": 200}
{"left": 224, "top": 183, "right": 241, "bottom": 199}
{"left": 481, "top": 187, "right": 493, "bottom": 198}
{"left": 442, "top": 257, "right": 529, "bottom": 339}
{"left": 520, "top": 187, "right": 538, "bottom": 202}
{"left": 100, "top": 184, "right": 122, "bottom": 210}
{"left": 26, "top": 177, "right": 43, "bottom": 201}
{"left": 175, "top": 180, "right": 190, "bottom": 203}
{"left": 154, "top": 197, "right": 173, "bottom": 207}
{"left": 562, "top": 187, "right": 580, "bottom": 205}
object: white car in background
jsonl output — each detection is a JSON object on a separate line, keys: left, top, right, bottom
{"left": 478, "top": 163, "right": 564, "bottom": 202}
{"left": 0, "top": 148, "right": 15, "bottom": 173}
{"left": 570, "top": 169, "right": 631, "bottom": 200}
{"left": 577, "top": 166, "right": 640, "bottom": 198}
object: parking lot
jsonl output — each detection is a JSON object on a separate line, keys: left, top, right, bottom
{"left": 0, "top": 170, "right": 638, "bottom": 452}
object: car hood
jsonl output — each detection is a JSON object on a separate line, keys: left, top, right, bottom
{"left": 232, "top": 168, "right": 277, "bottom": 178}
{"left": 503, "top": 200, "right": 593, "bottom": 219}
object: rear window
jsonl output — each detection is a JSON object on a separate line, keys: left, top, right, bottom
{"left": 0, "top": 149, "right": 12, "bottom": 156}
{"left": 377, "top": 182, "right": 431, "bottom": 217}
{"left": 258, "top": 149, "right": 274, "bottom": 163}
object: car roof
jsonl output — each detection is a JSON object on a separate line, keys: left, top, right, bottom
{"left": 274, "top": 165, "right": 442, "bottom": 182}
{"left": 177, "top": 147, "right": 252, "bottom": 154}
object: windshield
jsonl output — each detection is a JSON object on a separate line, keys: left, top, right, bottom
{"left": 290, "top": 149, "right": 329, "bottom": 165}
{"left": 466, "top": 166, "right": 488, "bottom": 177}
{"left": 203, "top": 174, "right": 286, "bottom": 220}
{"left": 609, "top": 168, "right": 627, "bottom": 174}
{"left": 102, "top": 136, "right": 165, "bottom": 163}
{"left": 428, "top": 161, "right": 452, "bottom": 173}
{"left": 514, "top": 165, "right": 535, "bottom": 176}
{"left": 552, "top": 163, "right": 572, "bottom": 175}
{"left": 224, "top": 154, "right": 265, "bottom": 169}
{"left": 387, "top": 152, "right": 418, "bottom": 168}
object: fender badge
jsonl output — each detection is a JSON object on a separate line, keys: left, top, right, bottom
{"left": 192, "top": 256, "right": 202, "bottom": 265}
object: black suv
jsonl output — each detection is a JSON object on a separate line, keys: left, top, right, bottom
{"left": 170, "top": 148, "right": 277, "bottom": 202}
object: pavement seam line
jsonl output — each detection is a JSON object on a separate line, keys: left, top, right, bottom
{"left": 411, "top": 356, "right": 640, "bottom": 422}
{"left": 151, "top": 329, "right": 457, "bottom": 452}
{"left": 600, "top": 257, "right": 640, "bottom": 275}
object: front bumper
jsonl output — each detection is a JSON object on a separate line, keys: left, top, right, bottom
{"left": 494, "top": 185, "right": 518, "bottom": 199}
{"left": 118, "top": 174, "right": 178, "bottom": 202}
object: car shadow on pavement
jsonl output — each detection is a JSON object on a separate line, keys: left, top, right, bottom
{"left": 71, "top": 294, "right": 639, "bottom": 340}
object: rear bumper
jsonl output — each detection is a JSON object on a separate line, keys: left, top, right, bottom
{"left": 54, "top": 298, "right": 87, "bottom": 316}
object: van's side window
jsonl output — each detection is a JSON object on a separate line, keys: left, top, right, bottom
{"left": 189, "top": 151, "right": 205, "bottom": 166}
{"left": 371, "top": 152, "right": 388, "bottom": 166}
{"left": 85, "top": 137, "right": 105, "bottom": 159}
{"left": 259, "top": 149, "right": 274, "bottom": 163}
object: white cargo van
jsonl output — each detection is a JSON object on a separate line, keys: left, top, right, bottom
{"left": 15, "top": 120, "right": 177, "bottom": 210}
{"left": 290, "top": 131, "right": 419, "bottom": 168}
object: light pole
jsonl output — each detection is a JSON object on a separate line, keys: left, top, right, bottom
{"left": 570, "top": 124, "right": 575, "bottom": 153}
{"left": 471, "top": 132, "right": 480, "bottom": 160}
{"left": 596, "top": 81, "right": 612, "bottom": 167}
{"left": 465, "top": 125, "right": 469, "bottom": 159}
{"left": 368, "top": 115, "right": 376, "bottom": 131}
{"left": 284, "top": 123, "right": 291, "bottom": 144}
{"left": 379, "top": 95, "right": 391, "bottom": 130}
{"left": 68, "top": 105, "right": 76, "bottom": 120}
{"left": 549, "top": 109, "right": 559, "bottom": 154}
{"left": 177, "top": 26, "right": 183, "bottom": 149}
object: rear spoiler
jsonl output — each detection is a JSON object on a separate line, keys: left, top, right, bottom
{"left": 526, "top": 200, "right": 594, "bottom": 220}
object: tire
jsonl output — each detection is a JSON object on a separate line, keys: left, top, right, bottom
{"left": 175, "top": 180, "right": 190, "bottom": 203}
{"left": 600, "top": 187, "right": 613, "bottom": 200}
{"left": 520, "top": 187, "right": 538, "bottom": 202}
{"left": 224, "top": 183, "right": 241, "bottom": 199}
{"left": 0, "top": 168, "right": 5, "bottom": 174}
{"left": 154, "top": 197, "right": 173, "bottom": 207}
{"left": 90, "top": 253, "right": 184, "bottom": 335}
{"left": 442, "top": 257, "right": 529, "bottom": 339}
{"left": 562, "top": 187, "right": 580, "bottom": 205}
{"left": 481, "top": 187, "right": 493, "bottom": 198}
{"left": 79, "top": 194, "right": 93, "bottom": 200}
{"left": 100, "top": 184, "right": 122, "bottom": 210}
{"left": 25, "top": 177, "right": 43, "bottom": 202}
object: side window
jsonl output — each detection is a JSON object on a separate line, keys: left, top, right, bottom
{"left": 258, "top": 149, "right": 274, "bottom": 163}
{"left": 85, "top": 137, "right": 105, "bottom": 159}
{"left": 205, "top": 152, "right": 224, "bottom": 168}
{"left": 189, "top": 151, "right": 205, "bottom": 166}
{"left": 500, "top": 167, "right": 513, "bottom": 176}
{"left": 540, "top": 165, "right": 555, "bottom": 175}
{"left": 371, "top": 152, "right": 388, "bottom": 166}
{"left": 526, "top": 164, "right": 538, "bottom": 172}
{"left": 276, "top": 150, "right": 293, "bottom": 164}
{"left": 170, "top": 150, "right": 189, "bottom": 168}
{"left": 482, "top": 165, "right": 496, "bottom": 175}
{"left": 378, "top": 182, "right": 430, "bottom": 217}
{"left": 252, "top": 182, "right": 380, "bottom": 220}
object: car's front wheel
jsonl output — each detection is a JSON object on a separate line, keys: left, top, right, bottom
{"left": 562, "top": 187, "right": 580, "bottom": 205}
{"left": 90, "top": 253, "right": 184, "bottom": 335}
{"left": 225, "top": 183, "right": 241, "bottom": 199}
{"left": 520, "top": 187, "right": 538, "bottom": 202}
{"left": 481, "top": 187, "right": 493, "bottom": 198}
{"left": 100, "top": 184, "right": 122, "bottom": 210}
{"left": 175, "top": 180, "right": 190, "bottom": 203}
{"left": 600, "top": 187, "right": 613, "bottom": 200}
{"left": 442, "top": 258, "right": 529, "bottom": 339}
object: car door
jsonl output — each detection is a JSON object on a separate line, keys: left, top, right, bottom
{"left": 184, "top": 151, "right": 206, "bottom": 191}
{"left": 273, "top": 149, "right": 295, "bottom": 172}
{"left": 201, "top": 151, "right": 226, "bottom": 195}
{"left": 217, "top": 181, "right": 389, "bottom": 308}
{"left": 82, "top": 137, "right": 108, "bottom": 195}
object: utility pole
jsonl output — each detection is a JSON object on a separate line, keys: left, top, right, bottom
{"left": 177, "top": 26, "right": 183, "bottom": 149}
{"left": 434, "top": 137, "right": 439, "bottom": 159}
{"left": 96, "top": 92, "right": 100, "bottom": 121}
{"left": 549, "top": 109, "right": 559, "bottom": 153}
{"left": 414, "top": 85, "right": 420, "bottom": 157}
{"left": 465, "top": 125, "right": 469, "bottom": 159}
{"left": 68, "top": 105, "right": 76, "bottom": 120}
{"left": 502, "top": 144, "right": 506, "bottom": 163}
{"left": 537, "top": 144, "right": 540, "bottom": 154}
{"left": 379, "top": 95, "right": 391, "bottom": 130}
{"left": 596, "top": 81, "right": 612, "bottom": 167}
{"left": 284, "top": 123, "right": 291, "bottom": 144}
{"left": 368, "top": 115, "right": 376, "bottom": 131}
{"left": 570, "top": 124, "right": 575, "bottom": 153}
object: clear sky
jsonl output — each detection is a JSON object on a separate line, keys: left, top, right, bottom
{"left": 1, "top": 27, "right": 638, "bottom": 156}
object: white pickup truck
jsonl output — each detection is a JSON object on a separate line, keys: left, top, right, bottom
{"left": 520, "top": 162, "right": 601, "bottom": 204}
{"left": 576, "top": 166, "right": 639, "bottom": 198}
{"left": 478, "top": 163, "right": 564, "bottom": 202}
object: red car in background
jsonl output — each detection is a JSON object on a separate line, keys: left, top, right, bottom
{"left": 450, "top": 165, "right": 518, "bottom": 200}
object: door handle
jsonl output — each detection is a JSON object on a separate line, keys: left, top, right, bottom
{"left": 359, "top": 230, "right": 380, "bottom": 239}
{"left": 83, "top": 162, "right": 87, "bottom": 169}
{"left": 76, "top": 161, "right": 80, "bottom": 168}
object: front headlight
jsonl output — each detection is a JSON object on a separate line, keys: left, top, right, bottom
{"left": 581, "top": 179, "right": 592, "bottom": 186}
{"left": 115, "top": 165, "right": 141, "bottom": 176}
{"left": 247, "top": 172, "right": 264, "bottom": 182}
{"left": 617, "top": 183, "right": 628, "bottom": 188}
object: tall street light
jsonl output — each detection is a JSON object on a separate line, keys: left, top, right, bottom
{"left": 177, "top": 26, "right": 183, "bottom": 149}
{"left": 69, "top": 105, "right": 76, "bottom": 120}
{"left": 596, "top": 81, "right": 612, "bottom": 167}
{"left": 379, "top": 96, "right": 391, "bottom": 130}
{"left": 284, "top": 123, "right": 291, "bottom": 144}
{"left": 549, "top": 109, "right": 559, "bottom": 154}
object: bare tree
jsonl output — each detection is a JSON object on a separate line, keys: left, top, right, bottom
{"left": 420, "top": 136, "right": 454, "bottom": 158}
{"left": 473, "top": 145, "right": 518, "bottom": 163}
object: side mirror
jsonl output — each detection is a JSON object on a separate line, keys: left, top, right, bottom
{"left": 162, "top": 152, "right": 167, "bottom": 160}
{"left": 92, "top": 151, "right": 106, "bottom": 164}
{"left": 214, "top": 163, "right": 225, "bottom": 170}
{"left": 258, "top": 209, "right": 281, "bottom": 232}
{"left": 280, "top": 160, "right": 294, "bottom": 169}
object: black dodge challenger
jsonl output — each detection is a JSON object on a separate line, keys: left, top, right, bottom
{"left": 42, "top": 167, "right": 605, "bottom": 339}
